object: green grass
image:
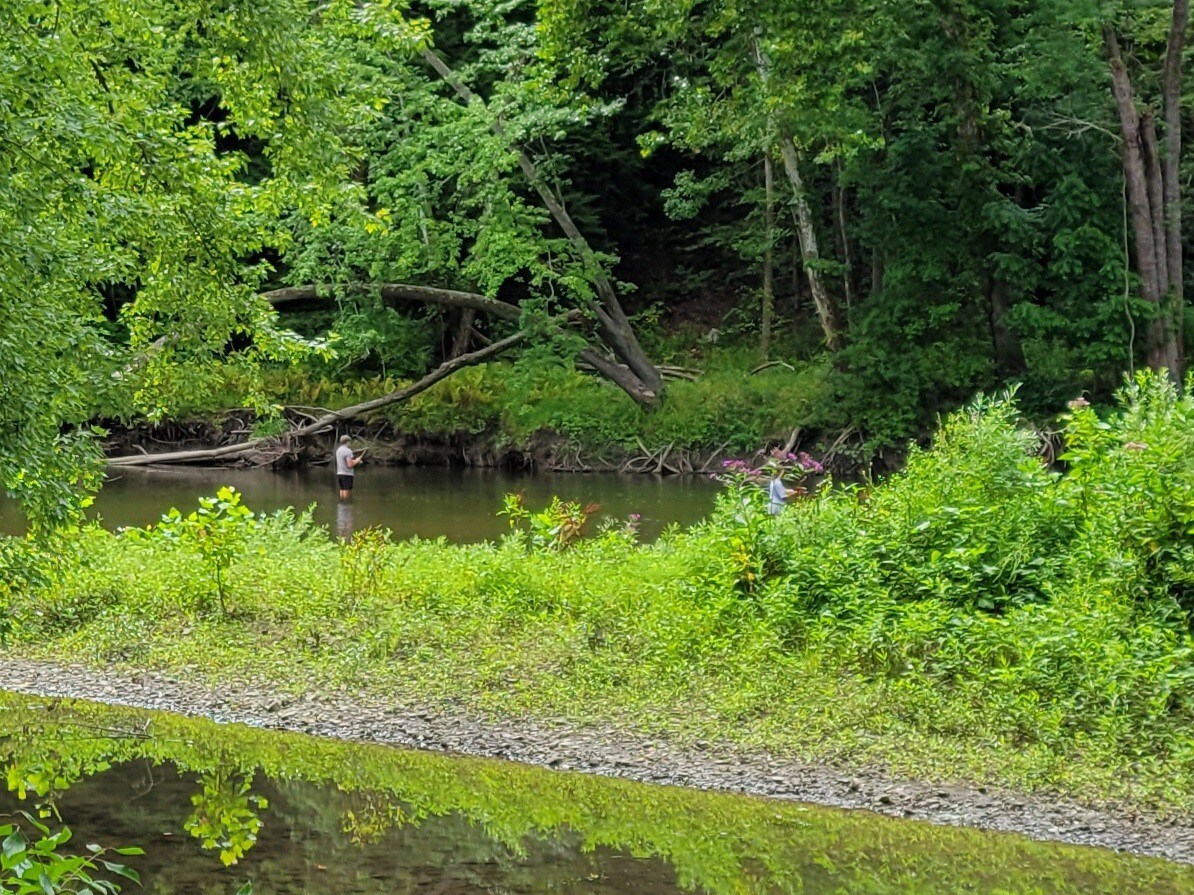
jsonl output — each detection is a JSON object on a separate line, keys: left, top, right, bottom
{"left": 9, "top": 372, "right": 1194, "bottom": 816}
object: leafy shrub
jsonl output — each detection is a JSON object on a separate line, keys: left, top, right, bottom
{"left": 0, "top": 813, "right": 142, "bottom": 895}
{"left": 144, "top": 487, "right": 257, "bottom": 615}
{"left": 340, "top": 527, "right": 394, "bottom": 609}
{"left": 498, "top": 493, "right": 602, "bottom": 551}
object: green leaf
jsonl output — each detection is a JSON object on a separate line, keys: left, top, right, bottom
{"left": 100, "top": 860, "right": 141, "bottom": 883}
{"left": 2, "top": 832, "right": 25, "bottom": 860}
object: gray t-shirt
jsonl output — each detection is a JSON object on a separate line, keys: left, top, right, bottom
{"left": 768, "top": 476, "right": 786, "bottom": 514}
{"left": 335, "top": 444, "right": 355, "bottom": 476}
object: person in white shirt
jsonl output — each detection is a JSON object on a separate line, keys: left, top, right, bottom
{"left": 334, "top": 435, "right": 365, "bottom": 500}
{"left": 768, "top": 469, "right": 795, "bottom": 515}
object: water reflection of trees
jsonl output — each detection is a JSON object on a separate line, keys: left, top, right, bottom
{"left": 1, "top": 695, "right": 1193, "bottom": 895}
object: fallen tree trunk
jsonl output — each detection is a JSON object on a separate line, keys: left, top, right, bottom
{"left": 576, "top": 348, "right": 661, "bottom": 406}
{"left": 264, "top": 283, "right": 522, "bottom": 323}
{"left": 109, "top": 330, "right": 529, "bottom": 467}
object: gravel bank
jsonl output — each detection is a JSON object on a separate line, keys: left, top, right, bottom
{"left": 2, "top": 658, "right": 1192, "bottom": 864}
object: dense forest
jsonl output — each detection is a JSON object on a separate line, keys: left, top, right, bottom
{"left": 0, "top": 0, "right": 1191, "bottom": 525}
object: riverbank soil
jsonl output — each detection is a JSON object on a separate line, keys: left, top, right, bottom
{"left": 2, "top": 659, "right": 1191, "bottom": 864}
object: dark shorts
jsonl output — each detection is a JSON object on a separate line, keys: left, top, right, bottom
{"left": 337, "top": 475, "right": 354, "bottom": 491}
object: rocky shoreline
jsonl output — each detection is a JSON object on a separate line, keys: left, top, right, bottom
{"left": 2, "top": 658, "right": 1192, "bottom": 864}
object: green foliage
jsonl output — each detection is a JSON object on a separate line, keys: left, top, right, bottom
{"left": 134, "top": 488, "right": 257, "bottom": 615}
{"left": 0, "top": 0, "right": 404, "bottom": 527}
{"left": 0, "top": 813, "right": 141, "bottom": 895}
{"left": 499, "top": 494, "right": 600, "bottom": 551}
{"left": 184, "top": 771, "right": 268, "bottom": 867}
{"left": 1058, "top": 375, "right": 1194, "bottom": 616}
{"left": 341, "top": 528, "right": 395, "bottom": 611}
{"left": 772, "top": 390, "right": 1067, "bottom": 617}
{"left": 323, "top": 304, "right": 435, "bottom": 380}
{"left": 9, "top": 373, "right": 1194, "bottom": 811}
{"left": 533, "top": 0, "right": 1167, "bottom": 448}
{"left": 283, "top": 0, "right": 629, "bottom": 329}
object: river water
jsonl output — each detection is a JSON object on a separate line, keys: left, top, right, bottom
{"left": 1, "top": 694, "right": 1192, "bottom": 895}
{"left": 0, "top": 467, "right": 720, "bottom": 541}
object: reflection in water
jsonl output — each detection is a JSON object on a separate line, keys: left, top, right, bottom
{"left": 0, "top": 466, "right": 720, "bottom": 542}
{"left": 335, "top": 499, "right": 354, "bottom": 541}
{"left": 1, "top": 693, "right": 1192, "bottom": 895}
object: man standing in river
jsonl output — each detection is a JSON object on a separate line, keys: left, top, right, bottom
{"left": 335, "top": 435, "right": 364, "bottom": 501}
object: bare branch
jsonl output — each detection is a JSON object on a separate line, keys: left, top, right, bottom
{"left": 1038, "top": 114, "right": 1121, "bottom": 142}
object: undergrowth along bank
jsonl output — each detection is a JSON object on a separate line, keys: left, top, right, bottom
{"left": 102, "top": 347, "right": 835, "bottom": 464}
{"left": 8, "top": 372, "right": 1194, "bottom": 813}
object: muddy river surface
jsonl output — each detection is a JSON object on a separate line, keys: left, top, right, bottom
{"left": 0, "top": 466, "right": 719, "bottom": 541}
{"left": 1, "top": 694, "right": 1192, "bottom": 894}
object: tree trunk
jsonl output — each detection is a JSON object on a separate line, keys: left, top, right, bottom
{"left": 778, "top": 138, "right": 844, "bottom": 351}
{"left": 761, "top": 154, "right": 775, "bottom": 360}
{"left": 1104, "top": 21, "right": 1185, "bottom": 376}
{"left": 264, "top": 283, "right": 522, "bottom": 322}
{"left": 1163, "top": 0, "right": 1188, "bottom": 372}
{"left": 451, "top": 308, "right": 476, "bottom": 358}
{"left": 419, "top": 47, "right": 662, "bottom": 402}
{"left": 577, "top": 348, "right": 661, "bottom": 407}
{"left": 752, "top": 33, "right": 843, "bottom": 352}
{"left": 833, "top": 162, "right": 856, "bottom": 310}
{"left": 792, "top": 239, "right": 803, "bottom": 312}
{"left": 984, "top": 270, "right": 1024, "bottom": 377}
{"left": 1104, "top": 26, "right": 1162, "bottom": 305}
{"left": 1140, "top": 112, "right": 1170, "bottom": 292}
